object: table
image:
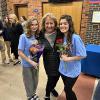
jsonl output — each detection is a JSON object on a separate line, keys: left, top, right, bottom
{"left": 81, "top": 44, "right": 100, "bottom": 77}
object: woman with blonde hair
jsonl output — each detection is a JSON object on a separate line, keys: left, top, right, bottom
{"left": 9, "top": 13, "right": 23, "bottom": 65}
{"left": 18, "top": 17, "right": 41, "bottom": 100}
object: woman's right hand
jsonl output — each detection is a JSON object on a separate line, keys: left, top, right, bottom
{"left": 29, "top": 60, "right": 38, "bottom": 69}
{"left": 60, "top": 54, "right": 68, "bottom": 61}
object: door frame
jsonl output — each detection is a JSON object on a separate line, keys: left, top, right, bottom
{"left": 14, "top": 4, "right": 28, "bottom": 20}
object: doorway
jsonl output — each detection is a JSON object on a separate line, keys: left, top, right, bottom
{"left": 43, "top": 1, "right": 83, "bottom": 34}
{"left": 14, "top": 4, "right": 28, "bottom": 20}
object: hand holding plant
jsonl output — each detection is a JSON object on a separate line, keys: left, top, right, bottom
{"left": 56, "top": 43, "right": 72, "bottom": 56}
{"left": 29, "top": 43, "right": 44, "bottom": 63}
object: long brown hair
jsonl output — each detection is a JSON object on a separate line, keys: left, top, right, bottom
{"left": 59, "top": 15, "right": 76, "bottom": 44}
{"left": 3, "top": 16, "right": 11, "bottom": 28}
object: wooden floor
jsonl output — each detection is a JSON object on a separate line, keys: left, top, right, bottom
{"left": 57, "top": 73, "right": 97, "bottom": 100}
{"left": 74, "top": 74, "right": 96, "bottom": 100}
{"left": 0, "top": 57, "right": 99, "bottom": 100}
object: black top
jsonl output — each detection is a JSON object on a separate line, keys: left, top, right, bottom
{"left": 39, "top": 28, "right": 63, "bottom": 76}
{"left": 2, "top": 24, "right": 11, "bottom": 41}
{"left": 10, "top": 23, "right": 23, "bottom": 53}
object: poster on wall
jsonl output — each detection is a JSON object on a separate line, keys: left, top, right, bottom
{"left": 92, "top": 11, "right": 100, "bottom": 23}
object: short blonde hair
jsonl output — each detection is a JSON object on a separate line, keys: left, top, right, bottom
{"left": 42, "top": 13, "right": 57, "bottom": 32}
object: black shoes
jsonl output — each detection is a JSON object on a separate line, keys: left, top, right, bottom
{"left": 44, "top": 89, "right": 58, "bottom": 100}
{"left": 28, "top": 94, "right": 40, "bottom": 100}
{"left": 13, "top": 59, "right": 21, "bottom": 65}
{"left": 51, "top": 89, "right": 59, "bottom": 97}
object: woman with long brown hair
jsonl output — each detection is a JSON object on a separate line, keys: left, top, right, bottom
{"left": 3, "top": 16, "right": 12, "bottom": 63}
{"left": 58, "top": 14, "right": 87, "bottom": 100}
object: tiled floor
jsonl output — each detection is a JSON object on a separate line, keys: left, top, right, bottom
{"left": 0, "top": 57, "right": 99, "bottom": 100}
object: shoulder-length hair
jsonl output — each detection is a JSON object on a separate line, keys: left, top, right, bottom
{"left": 59, "top": 14, "right": 75, "bottom": 43}
{"left": 3, "top": 16, "right": 11, "bottom": 28}
{"left": 41, "top": 13, "right": 57, "bottom": 32}
{"left": 9, "top": 14, "right": 18, "bottom": 23}
{"left": 26, "top": 17, "right": 39, "bottom": 38}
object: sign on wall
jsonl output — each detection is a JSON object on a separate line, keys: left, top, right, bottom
{"left": 92, "top": 11, "right": 100, "bottom": 23}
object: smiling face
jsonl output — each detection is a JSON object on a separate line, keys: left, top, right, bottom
{"left": 45, "top": 16, "right": 55, "bottom": 33}
{"left": 59, "top": 18, "right": 69, "bottom": 34}
{"left": 30, "top": 20, "right": 39, "bottom": 33}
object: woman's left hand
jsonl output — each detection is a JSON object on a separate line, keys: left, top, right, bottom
{"left": 29, "top": 47, "right": 39, "bottom": 54}
{"left": 60, "top": 54, "right": 85, "bottom": 62}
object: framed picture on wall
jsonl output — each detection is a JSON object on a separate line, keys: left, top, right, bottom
{"left": 92, "top": 11, "right": 100, "bottom": 23}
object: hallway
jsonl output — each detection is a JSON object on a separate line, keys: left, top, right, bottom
{"left": 0, "top": 57, "right": 99, "bottom": 100}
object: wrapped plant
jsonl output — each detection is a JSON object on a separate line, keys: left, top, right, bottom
{"left": 29, "top": 43, "right": 44, "bottom": 63}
